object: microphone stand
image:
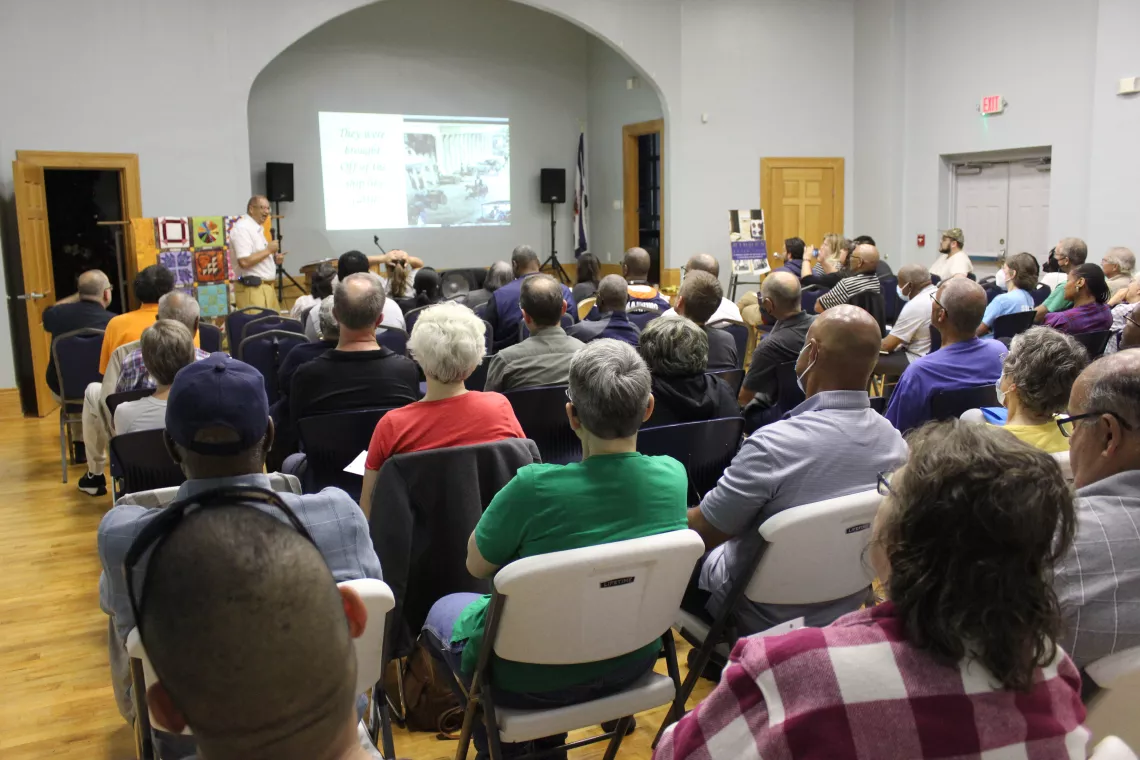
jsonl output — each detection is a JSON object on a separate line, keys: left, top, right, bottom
{"left": 273, "top": 200, "right": 307, "bottom": 303}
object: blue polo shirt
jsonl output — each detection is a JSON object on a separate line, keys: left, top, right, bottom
{"left": 486, "top": 273, "right": 577, "bottom": 352}
{"left": 885, "top": 338, "right": 1006, "bottom": 433}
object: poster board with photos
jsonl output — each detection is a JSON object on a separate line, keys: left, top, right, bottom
{"left": 729, "top": 209, "right": 770, "bottom": 276}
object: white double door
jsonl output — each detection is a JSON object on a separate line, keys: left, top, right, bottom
{"left": 953, "top": 162, "right": 1051, "bottom": 261}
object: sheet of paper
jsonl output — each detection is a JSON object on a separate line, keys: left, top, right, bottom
{"left": 343, "top": 450, "right": 368, "bottom": 476}
{"left": 747, "top": 617, "right": 805, "bottom": 640}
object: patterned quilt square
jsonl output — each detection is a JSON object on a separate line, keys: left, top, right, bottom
{"left": 156, "top": 217, "right": 190, "bottom": 250}
{"left": 192, "top": 216, "right": 226, "bottom": 250}
{"left": 194, "top": 249, "right": 227, "bottom": 283}
{"left": 224, "top": 216, "right": 242, "bottom": 280}
{"left": 158, "top": 249, "right": 194, "bottom": 287}
{"left": 197, "top": 283, "right": 230, "bottom": 318}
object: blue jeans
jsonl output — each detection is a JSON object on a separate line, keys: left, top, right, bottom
{"left": 423, "top": 593, "right": 656, "bottom": 758}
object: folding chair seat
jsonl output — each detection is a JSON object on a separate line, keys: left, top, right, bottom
{"left": 52, "top": 327, "right": 105, "bottom": 482}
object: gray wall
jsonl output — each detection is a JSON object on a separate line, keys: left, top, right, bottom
{"left": 248, "top": 0, "right": 591, "bottom": 270}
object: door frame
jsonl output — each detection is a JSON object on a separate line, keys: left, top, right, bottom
{"left": 622, "top": 119, "right": 668, "bottom": 285}
{"left": 760, "top": 157, "right": 845, "bottom": 270}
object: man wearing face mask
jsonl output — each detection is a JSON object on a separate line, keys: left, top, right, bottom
{"left": 877, "top": 264, "right": 937, "bottom": 376}
{"left": 683, "top": 306, "right": 908, "bottom": 635}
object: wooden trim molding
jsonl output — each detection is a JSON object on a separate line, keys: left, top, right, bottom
{"left": 622, "top": 119, "right": 666, "bottom": 274}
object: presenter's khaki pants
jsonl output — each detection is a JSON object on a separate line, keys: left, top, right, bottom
{"left": 234, "top": 282, "right": 280, "bottom": 311}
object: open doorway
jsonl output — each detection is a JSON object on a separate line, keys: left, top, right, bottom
{"left": 623, "top": 119, "right": 665, "bottom": 285}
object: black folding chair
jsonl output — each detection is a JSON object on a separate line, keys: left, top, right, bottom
{"left": 465, "top": 358, "right": 490, "bottom": 392}
{"left": 775, "top": 360, "right": 806, "bottom": 412}
{"left": 930, "top": 384, "right": 999, "bottom": 422}
{"left": 1072, "top": 329, "right": 1113, "bottom": 358}
{"left": 929, "top": 325, "right": 942, "bottom": 352}
{"left": 240, "top": 314, "right": 304, "bottom": 344}
{"left": 376, "top": 326, "right": 409, "bottom": 355}
{"left": 225, "top": 306, "right": 276, "bottom": 350}
{"left": 403, "top": 305, "right": 428, "bottom": 335}
{"left": 707, "top": 368, "right": 745, "bottom": 396}
{"left": 297, "top": 408, "right": 394, "bottom": 501}
{"left": 1031, "top": 283, "right": 1051, "bottom": 307}
{"left": 109, "top": 428, "right": 185, "bottom": 500}
{"left": 707, "top": 320, "right": 750, "bottom": 369}
{"left": 503, "top": 384, "right": 581, "bottom": 464}
{"left": 637, "top": 417, "right": 745, "bottom": 502}
{"left": 198, "top": 322, "right": 223, "bottom": 353}
{"left": 880, "top": 275, "right": 900, "bottom": 323}
{"left": 849, "top": 289, "right": 887, "bottom": 338}
{"left": 106, "top": 388, "right": 155, "bottom": 420}
{"left": 991, "top": 311, "right": 1036, "bottom": 342}
{"left": 52, "top": 327, "right": 105, "bottom": 482}
{"left": 237, "top": 330, "right": 308, "bottom": 405}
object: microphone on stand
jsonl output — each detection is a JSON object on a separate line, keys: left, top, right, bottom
{"left": 373, "top": 235, "right": 387, "bottom": 255}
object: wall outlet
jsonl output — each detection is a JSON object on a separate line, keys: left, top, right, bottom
{"left": 1119, "top": 76, "right": 1140, "bottom": 95}
{"left": 613, "top": 199, "right": 623, "bottom": 210}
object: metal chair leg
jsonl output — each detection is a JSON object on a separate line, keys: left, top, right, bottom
{"left": 482, "top": 686, "right": 504, "bottom": 760}
{"left": 59, "top": 411, "right": 68, "bottom": 483}
{"left": 601, "top": 715, "right": 633, "bottom": 760}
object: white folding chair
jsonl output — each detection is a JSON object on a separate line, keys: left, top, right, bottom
{"left": 1092, "top": 737, "right": 1140, "bottom": 760}
{"left": 1053, "top": 450, "right": 1073, "bottom": 482}
{"left": 455, "top": 530, "right": 705, "bottom": 760}
{"left": 127, "top": 578, "right": 396, "bottom": 759}
{"left": 658, "top": 489, "right": 882, "bottom": 744}
{"left": 1084, "top": 645, "right": 1140, "bottom": 705}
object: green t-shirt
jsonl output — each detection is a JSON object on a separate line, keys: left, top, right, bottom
{"left": 452, "top": 452, "right": 689, "bottom": 693}
{"left": 1043, "top": 284, "right": 1072, "bottom": 313}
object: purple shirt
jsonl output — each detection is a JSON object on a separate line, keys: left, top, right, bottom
{"left": 1044, "top": 302, "right": 1113, "bottom": 336}
{"left": 885, "top": 338, "right": 1006, "bottom": 433}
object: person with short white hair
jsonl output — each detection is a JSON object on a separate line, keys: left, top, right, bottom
{"left": 360, "top": 301, "right": 525, "bottom": 517}
{"left": 1101, "top": 246, "right": 1135, "bottom": 296}
{"left": 113, "top": 320, "right": 197, "bottom": 435}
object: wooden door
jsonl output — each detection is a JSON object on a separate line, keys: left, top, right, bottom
{"left": 12, "top": 160, "right": 58, "bottom": 416}
{"left": 760, "top": 158, "right": 844, "bottom": 271}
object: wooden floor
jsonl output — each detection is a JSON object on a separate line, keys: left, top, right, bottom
{"left": 0, "top": 391, "right": 712, "bottom": 759}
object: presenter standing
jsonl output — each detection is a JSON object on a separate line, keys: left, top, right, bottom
{"left": 230, "top": 195, "right": 284, "bottom": 310}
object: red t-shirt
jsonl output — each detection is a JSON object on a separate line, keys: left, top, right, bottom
{"left": 364, "top": 391, "right": 526, "bottom": 471}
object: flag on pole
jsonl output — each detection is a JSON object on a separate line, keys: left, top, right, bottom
{"left": 573, "top": 132, "right": 589, "bottom": 256}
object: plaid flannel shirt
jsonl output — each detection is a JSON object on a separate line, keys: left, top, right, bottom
{"left": 657, "top": 603, "right": 1089, "bottom": 760}
{"left": 115, "top": 346, "right": 209, "bottom": 392}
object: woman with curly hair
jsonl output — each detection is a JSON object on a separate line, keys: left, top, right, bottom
{"left": 657, "top": 420, "right": 1088, "bottom": 760}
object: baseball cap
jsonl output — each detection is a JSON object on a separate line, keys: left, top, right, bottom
{"left": 942, "top": 228, "right": 965, "bottom": 246}
{"left": 165, "top": 353, "right": 269, "bottom": 455}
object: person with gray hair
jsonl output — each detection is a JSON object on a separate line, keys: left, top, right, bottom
{"left": 640, "top": 317, "right": 739, "bottom": 427}
{"left": 739, "top": 271, "right": 814, "bottom": 429}
{"left": 115, "top": 290, "right": 207, "bottom": 393}
{"left": 1101, "top": 246, "right": 1135, "bottom": 296}
{"left": 359, "top": 301, "right": 524, "bottom": 517}
{"left": 1037, "top": 236, "right": 1089, "bottom": 317}
{"left": 464, "top": 260, "right": 514, "bottom": 312}
{"left": 113, "top": 320, "right": 196, "bottom": 435}
{"left": 421, "top": 338, "right": 688, "bottom": 757}
{"left": 484, "top": 274, "right": 584, "bottom": 393}
{"left": 43, "top": 268, "right": 114, "bottom": 400}
{"left": 568, "top": 274, "right": 641, "bottom": 346}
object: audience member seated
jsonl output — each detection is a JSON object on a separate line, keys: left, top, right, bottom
{"left": 360, "top": 302, "right": 524, "bottom": 517}
{"left": 486, "top": 245, "right": 576, "bottom": 352}
{"left": 683, "top": 306, "right": 908, "bottom": 633}
{"left": 660, "top": 421, "right": 1087, "bottom": 760}
{"left": 97, "top": 353, "right": 380, "bottom": 750}
{"left": 886, "top": 278, "right": 1005, "bottom": 433}
{"left": 572, "top": 251, "right": 601, "bottom": 303}
{"left": 113, "top": 320, "right": 195, "bottom": 436}
{"left": 929, "top": 227, "right": 974, "bottom": 280}
{"left": 663, "top": 253, "right": 742, "bottom": 323}
{"left": 464, "top": 260, "right": 513, "bottom": 312}
{"left": 116, "top": 290, "right": 209, "bottom": 392}
{"left": 977, "top": 252, "right": 1037, "bottom": 338}
{"left": 307, "top": 250, "right": 406, "bottom": 340}
{"left": 738, "top": 272, "right": 813, "bottom": 430}
{"left": 674, "top": 271, "right": 738, "bottom": 371}
{"left": 421, "top": 339, "right": 687, "bottom": 757}
{"left": 618, "top": 246, "right": 671, "bottom": 314}
{"left": 802, "top": 233, "right": 848, "bottom": 278}
{"left": 1124, "top": 308, "right": 1140, "bottom": 351}
{"left": 773, "top": 237, "right": 805, "bottom": 279}
{"left": 484, "top": 274, "right": 583, "bottom": 393}
{"left": 1044, "top": 263, "right": 1112, "bottom": 335}
{"left": 271, "top": 295, "right": 338, "bottom": 434}
{"left": 1102, "top": 246, "right": 1135, "bottom": 296}
{"left": 640, "top": 317, "right": 739, "bottom": 427}
{"left": 877, "top": 264, "right": 937, "bottom": 375}
{"left": 814, "top": 243, "right": 881, "bottom": 313}
{"left": 289, "top": 261, "right": 336, "bottom": 322}
{"left": 567, "top": 274, "right": 640, "bottom": 346}
{"left": 376, "top": 248, "right": 423, "bottom": 300}
{"left": 44, "top": 269, "right": 113, "bottom": 400}
{"left": 974, "top": 327, "right": 1088, "bottom": 453}
{"left": 411, "top": 266, "right": 444, "bottom": 309}
{"left": 1055, "top": 351, "right": 1140, "bottom": 669}
{"left": 136, "top": 506, "right": 378, "bottom": 760}
{"left": 1036, "top": 237, "right": 1088, "bottom": 319}
{"left": 1107, "top": 277, "right": 1140, "bottom": 355}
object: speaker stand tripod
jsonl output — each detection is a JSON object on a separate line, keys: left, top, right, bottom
{"left": 540, "top": 202, "right": 571, "bottom": 285}
{"left": 273, "top": 200, "right": 307, "bottom": 303}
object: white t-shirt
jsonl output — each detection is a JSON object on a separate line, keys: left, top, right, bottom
{"left": 380, "top": 268, "right": 420, "bottom": 300}
{"left": 114, "top": 396, "right": 167, "bottom": 436}
{"left": 929, "top": 251, "right": 973, "bottom": 280}
{"left": 888, "top": 283, "right": 938, "bottom": 361}
{"left": 662, "top": 297, "right": 743, "bottom": 324}
{"left": 1040, "top": 271, "right": 1068, "bottom": 291}
{"left": 290, "top": 294, "right": 320, "bottom": 321}
{"left": 229, "top": 214, "right": 276, "bottom": 281}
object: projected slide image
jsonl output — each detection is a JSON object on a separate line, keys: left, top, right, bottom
{"left": 319, "top": 112, "right": 510, "bottom": 231}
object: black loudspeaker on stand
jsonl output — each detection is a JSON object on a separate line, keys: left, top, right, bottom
{"left": 539, "top": 168, "right": 570, "bottom": 285}
{"left": 266, "top": 162, "right": 305, "bottom": 301}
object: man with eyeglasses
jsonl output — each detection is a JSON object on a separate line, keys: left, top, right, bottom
{"left": 1053, "top": 351, "right": 1140, "bottom": 671}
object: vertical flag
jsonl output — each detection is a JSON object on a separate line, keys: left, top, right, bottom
{"left": 573, "top": 132, "right": 589, "bottom": 256}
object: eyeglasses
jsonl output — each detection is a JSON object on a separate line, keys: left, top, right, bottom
{"left": 932, "top": 295, "right": 949, "bottom": 316}
{"left": 1056, "top": 411, "right": 1135, "bottom": 438}
{"left": 565, "top": 387, "right": 574, "bottom": 405}
{"left": 1125, "top": 311, "right": 1140, "bottom": 330}
{"left": 876, "top": 471, "right": 895, "bottom": 497}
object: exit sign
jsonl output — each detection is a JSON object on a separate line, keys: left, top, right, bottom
{"left": 980, "top": 95, "right": 1005, "bottom": 115}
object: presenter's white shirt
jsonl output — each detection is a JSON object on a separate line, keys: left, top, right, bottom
{"left": 230, "top": 214, "right": 277, "bottom": 282}
{"left": 662, "top": 297, "right": 743, "bottom": 324}
{"left": 929, "top": 250, "right": 973, "bottom": 280}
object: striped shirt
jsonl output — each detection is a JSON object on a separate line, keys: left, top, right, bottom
{"left": 818, "top": 272, "right": 880, "bottom": 311}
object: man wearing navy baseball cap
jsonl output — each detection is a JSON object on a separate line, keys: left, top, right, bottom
{"left": 97, "top": 353, "right": 381, "bottom": 754}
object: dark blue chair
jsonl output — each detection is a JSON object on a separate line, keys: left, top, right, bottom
{"left": 929, "top": 325, "right": 942, "bottom": 352}
{"left": 1031, "top": 283, "right": 1051, "bottom": 307}
{"left": 465, "top": 358, "right": 490, "bottom": 392}
{"left": 707, "top": 369, "right": 745, "bottom": 396}
{"left": 376, "top": 326, "right": 409, "bottom": 355}
{"left": 1072, "top": 329, "right": 1113, "bottom": 358}
{"left": 237, "top": 330, "right": 308, "bottom": 405}
{"left": 880, "top": 275, "right": 899, "bottom": 323}
{"left": 519, "top": 313, "right": 575, "bottom": 342}
{"left": 199, "top": 322, "right": 222, "bottom": 353}
{"left": 403, "top": 305, "right": 429, "bottom": 335}
{"left": 51, "top": 327, "right": 105, "bottom": 482}
{"left": 637, "top": 417, "right": 745, "bottom": 501}
{"left": 109, "top": 428, "right": 185, "bottom": 500}
{"left": 225, "top": 306, "right": 276, "bottom": 350}
{"left": 775, "top": 360, "right": 806, "bottom": 412}
{"left": 991, "top": 311, "right": 1036, "bottom": 342}
{"left": 297, "top": 408, "right": 393, "bottom": 501}
{"left": 801, "top": 287, "right": 826, "bottom": 313}
{"left": 241, "top": 314, "right": 304, "bottom": 344}
{"left": 628, "top": 309, "right": 662, "bottom": 332}
{"left": 503, "top": 384, "right": 581, "bottom": 465}
{"left": 707, "top": 320, "right": 750, "bottom": 369}
{"left": 105, "top": 388, "right": 155, "bottom": 420}
{"left": 930, "top": 384, "right": 999, "bottom": 422}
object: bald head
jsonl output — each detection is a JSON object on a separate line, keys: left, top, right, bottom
{"left": 897, "top": 264, "right": 931, "bottom": 290}
{"left": 77, "top": 270, "right": 111, "bottom": 303}
{"left": 797, "top": 304, "right": 882, "bottom": 395}
{"left": 623, "top": 247, "right": 651, "bottom": 280}
{"left": 158, "top": 290, "right": 201, "bottom": 335}
{"left": 935, "top": 277, "right": 987, "bottom": 340}
{"left": 596, "top": 274, "right": 628, "bottom": 314}
{"left": 333, "top": 272, "right": 385, "bottom": 331}
{"left": 1067, "top": 351, "right": 1140, "bottom": 488}
{"left": 760, "top": 271, "right": 802, "bottom": 318}
{"left": 850, "top": 244, "right": 880, "bottom": 274}
{"left": 686, "top": 253, "right": 720, "bottom": 278}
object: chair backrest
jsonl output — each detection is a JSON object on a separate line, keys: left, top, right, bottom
{"left": 707, "top": 368, "right": 745, "bottom": 396}
{"left": 628, "top": 310, "right": 662, "bottom": 331}
{"left": 1032, "top": 283, "right": 1052, "bottom": 307}
{"left": 577, "top": 297, "right": 597, "bottom": 321}
{"left": 1052, "top": 450, "right": 1072, "bottom": 481}
{"left": 236, "top": 330, "right": 308, "bottom": 405}
{"left": 880, "top": 275, "right": 900, "bottom": 323}
{"left": 637, "top": 417, "right": 744, "bottom": 501}
{"left": 465, "top": 357, "right": 490, "bottom": 391}
{"left": 490, "top": 530, "right": 705, "bottom": 665}
{"left": 929, "top": 324, "right": 942, "bottom": 352}
{"left": 991, "top": 310, "right": 1037, "bottom": 341}
{"left": 801, "top": 287, "right": 826, "bottom": 314}
{"left": 241, "top": 314, "right": 304, "bottom": 344}
{"left": 776, "top": 360, "right": 806, "bottom": 412}
{"left": 707, "top": 320, "right": 751, "bottom": 368}
{"left": 743, "top": 489, "right": 881, "bottom": 604}
{"left": 225, "top": 306, "right": 276, "bottom": 347}
{"left": 849, "top": 289, "right": 887, "bottom": 337}
{"left": 503, "top": 384, "right": 581, "bottom": 464}
{"left": 1073, "top": 329, "right": 1113, "bottom": 358}
{"left": 1091, "top": 737, "right": 1139, "bottom": 760}
{"left": 106, "top": 388, "right": 155, "bottom": 419}
{"left": 52, "top": 328, "right": 106, "bottom": 403}
{"left": 297, "top": 408, "right": 393, "bottom": 500}
{"left": 870, "top": 395, "right": 886, "bottom": 414}
{"left": 403, "top": 305, "right": 428, "bottom": 334}
{"left": 375, "top": 326, "right": 409, "bottom": 355}
{"left": 930, "top": 384, "right": 999, "bottom": 422}
{"left": 1086, "top": 645, "right": 1140, "bottom": 689}
{"left": 109, "top": 429, "right": 186, "bottom": 496}
{"left": 519, "top": 313, "right": 575, "bottom": 342}
{"left": 198, "top": 322, "right": 222, "bottom": 354}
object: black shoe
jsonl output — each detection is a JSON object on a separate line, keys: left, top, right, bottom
{"left": 601, "top": 717, "right": 637, "bottom": 736}
{"left": 77, "top": 472, "right": 107, "bottom": 496}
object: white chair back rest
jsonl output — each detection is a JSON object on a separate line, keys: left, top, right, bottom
{"left": 1086, "top": 645, "right": 1140, "bottom": 689}
{"left": 744, "top": 490, "right": 881, "bottom": 605}
{"left": 1053, "top": 450, "right": 1073, "bottom": 482}
{"left": 491, "top": 530, "right": 705, "bottom": 665}
{"left": 1092, "top": 737, "right": 1139, "bottom": 760}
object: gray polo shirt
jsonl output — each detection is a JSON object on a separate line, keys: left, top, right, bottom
{"left": 484, "top": 325, "right": 584, "bottom": 393}
{"left": 698, "top": 390, "right": 908, "bottom": 633}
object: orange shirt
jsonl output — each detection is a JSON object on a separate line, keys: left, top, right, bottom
{"left": 98, "top": 304, "right": 200, "bottom": 373}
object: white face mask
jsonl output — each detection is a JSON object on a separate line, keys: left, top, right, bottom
{"left": 995, "top": 375, "right": 1007, "bottom": 407}
{"left": 796, "top": 341, "right": 816, "bottom": 395}
{"left": 995, "top": 267, "right": 1007, "bottom": 290}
